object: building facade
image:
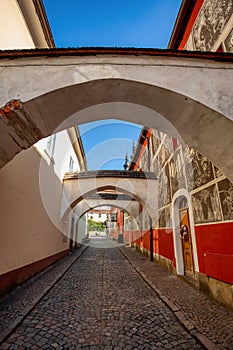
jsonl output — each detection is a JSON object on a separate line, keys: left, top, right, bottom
{"left": 0, "top": 0, "right": 55, "bottom": 49}
{"left": 125, "top": 0, "right": 233, "bottom": 309}
{"left": 168, "top": 0, "right": 233, "bottom": 52}
{"left": 0, "top": 0, "right": 87, "bottom": 296}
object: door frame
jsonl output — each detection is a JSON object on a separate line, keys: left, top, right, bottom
{"left": 172, "top": 189, "right": 199, "bottom": 275}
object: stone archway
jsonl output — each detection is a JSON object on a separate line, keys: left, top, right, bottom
{"left": 73, "top": 195, "right": 141, "bottom": 223}
{"left": 0, "top": 49, "right": 233, "bottom": 180}
{"left": 61, "top": 170, "right": 158, "bottom": 223}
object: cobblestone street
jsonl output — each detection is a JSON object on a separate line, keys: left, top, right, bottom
{"left": 0, "top": 240, "right": 232, "bottom": 349}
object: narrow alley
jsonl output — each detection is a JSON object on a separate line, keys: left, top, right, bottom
{"left": 0, "top": 242, "right": 232, "bottom": 350}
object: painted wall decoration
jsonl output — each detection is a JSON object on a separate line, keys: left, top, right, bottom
{"left": 184, "top": 145, "right": 214, "bottom": 191}
{"left": 139, "top": 126, "right": 233, "bottom": 227}
{"left": 151, "top": 130, "right": 161, "bottom": 155}
{"left": 192, "top": 0, "right": 233, "bottom": 51}
{"left": 152, "top": 157, "right": 159, "bottom": 175}
{"left": 184, "top": 35, "right": 194, "bottom": 50}
{"left": 142, "top": 210, "right": 151, "bottom": 230}
{"left": 192, "top": 184, "right": 222, "bottom": 224}
{"left": 169, "top": 158, "right": 179, "bottom": 197}
{"left": 224, "top": 27, "right": 233, "bottom": 52}
{"left": 218, "top": 178, "right": 233, "bottom": 220}
{"left": 163, "top": 135, "right": 173, "bottom": 158}
{"left": 141, "top": 149, "right": 149, "bottom": 171}
{"left": 214, "top": 166, "right": 224, "bottom": 178}
{"left": 124, "top": 214, "right": 138, "bottom": 231}
{"left": 158, "top": 144, "right": 170, "bottom": 169}
{"left": 158, "top": 165, "right": 171, "bottom": 208}
{"left": 169, "top": 147, "right": 186, "bottom": 196}
{"left": 158, "top": 206, "right": 171, "bottom": 228}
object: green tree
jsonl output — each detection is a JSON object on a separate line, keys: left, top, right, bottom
{"left": 88, "top": 219, "right": 105, "bottom": 232}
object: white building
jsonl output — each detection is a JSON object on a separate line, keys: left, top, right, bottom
{"left": 88, "top": 207, "right": 111, "bottom": 223}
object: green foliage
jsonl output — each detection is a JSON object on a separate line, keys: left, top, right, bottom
{"left": 88, "top": 219, "right": 105, "bottom": 232}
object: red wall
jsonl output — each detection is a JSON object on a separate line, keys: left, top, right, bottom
{"left": 122, "top": 222, "right": 233, "bottom": 285}
{"left": 124, "top": 228, "right": 175, "bottom": 265}
{"left": 124, "top": 230, "right": 142, "bottom": 245}
{"left": 157, "top": 228, "right": 175, "bottom": 263}
{"left": 195, "top": 222, "right": 233, "bottom": 284}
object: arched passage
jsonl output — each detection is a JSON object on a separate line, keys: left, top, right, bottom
{"left": 73, "top": 196, "right": 140, "bottom": 223}
{"left": 0, "top": 78, "right": 233, "bottom": 180}
{"left": 73, "top": 202, "right": 142, "bottom": 247}
{"left": 61, "top": 170, "right": 157, "bottom": 223}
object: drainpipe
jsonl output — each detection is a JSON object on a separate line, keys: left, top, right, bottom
{"left": 69, "top": 237, "right": 73, "bottom": 254}
{"left": 147, "top": 136, "right": 151, "bottom": 172}
{"left": 147, "top": 133, "right": 153, "bottom": 261}
{"left": 149, "top": 216, "right": 153, "bottom": 262}
{"left": 69, "top": 216, "right": 75, "bottom": 254}
{"left": 74, "top": 221, "right": 78, "bottom": 249}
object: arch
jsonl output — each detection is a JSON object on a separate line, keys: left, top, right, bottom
{"left": 1, "top": 77, "right": 233, "bottom": 181}
{"left": 73, "top": 198, "right": 141, "bottom": 224}
{"left": 61, "top": 185, "right": 156, "bottom": 223}
{"left": 78, "top": 204, "right": 134, "bottom": 221}
{"left": 172, "top": 188, "right": 199, "bottom": 276}
{"left": 61, "top": 171, "right": 158, "bottom": 222}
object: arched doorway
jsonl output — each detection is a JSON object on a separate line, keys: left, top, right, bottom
{"left": 179, "top": 196, "right": 194, "bottom": 278}
{"left": 172, "top": 189, "right": 199, "bottom": 277}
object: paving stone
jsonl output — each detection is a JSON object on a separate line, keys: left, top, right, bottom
{"left": 120, "top": 245, "right": 233, "bottom": 349}
{"left": 0, "top": 241, "right": 232, "bottom": 349}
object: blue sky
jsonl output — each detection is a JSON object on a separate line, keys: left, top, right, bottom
{"left": 43, "top": 0, "right": 181, "bottom": 48}
{"left": 43, "top": 0, "right": 182, "bottom": 170}
{"left": 79, "top": 120, "right": 141, "bottom": 170}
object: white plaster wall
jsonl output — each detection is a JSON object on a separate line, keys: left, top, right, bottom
{"left": 0, "top": 55, "right": 232, "bottom": 120}
{"left": 53, "top": 131, "right": 80, "bottom": 179}
{"left": 34, "top": 130, "right": 80, "bottom": 180}
{"left": 0, "top": 0, "right": 35, "bottom": 49}
{"left": 0, "top": 147, "right": 69, "bottom": 276}
{"left": 76, "top": 214, "right": 87, "bottom": 243}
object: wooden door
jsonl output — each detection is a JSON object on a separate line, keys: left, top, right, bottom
{"left": 179, "top": 208, "right": 194, "bottom": 277}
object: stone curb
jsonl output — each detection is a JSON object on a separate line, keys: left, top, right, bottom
{"left": 0, "top": 245, "right": 88, "bottom": 345}
{"left": 118, "top": 246, "right": 218, "bottom": 350}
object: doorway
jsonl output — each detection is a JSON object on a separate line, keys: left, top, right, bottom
{"left": 179, "top": 197, "right": 194, "bottom": 277}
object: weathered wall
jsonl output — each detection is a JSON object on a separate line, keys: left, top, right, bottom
{"left": 180, "top": 0, "right": 233, "bottom": 52}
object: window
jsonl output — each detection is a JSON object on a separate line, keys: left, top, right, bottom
{"left": 69, "top": 156, "right": 74, "bottom": 172}
{"left": 99, "top": 213, "right": 101, "bottom": 218}
{"left": 46, "top": 134, "right": 56, "bottom": 159}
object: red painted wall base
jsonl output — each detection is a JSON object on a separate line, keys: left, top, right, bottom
{"left": 0, "top": 249, "right": 69, "bottom": 297}
{"left": 195, "top": 222, "right": 233, "bottom": 284}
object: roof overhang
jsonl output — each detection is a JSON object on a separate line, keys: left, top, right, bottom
{"left": 0, "top": 47, "right": 232, "bottom": 62}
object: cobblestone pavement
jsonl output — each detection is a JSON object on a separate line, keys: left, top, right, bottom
{"left": 120, "top": 245, "right": 233, "bottom": 350}
{"left": 0, "top": 245, "right": 88, "bottom": 344}
{"left": 0, "top": 239, "right": 205, "bottom": 349}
